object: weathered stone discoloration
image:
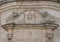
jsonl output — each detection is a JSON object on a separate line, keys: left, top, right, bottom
{"left": 0, "top": 1, "right": 60, "bottom": 42}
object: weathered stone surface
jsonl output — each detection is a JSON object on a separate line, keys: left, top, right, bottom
{"left": 0, "top": 1, "right": 60, "bottom": 42}
{"left": 13, "top": 29, "right": 46, "bottom": 42}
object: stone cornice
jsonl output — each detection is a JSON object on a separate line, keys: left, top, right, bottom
{"left": 1, "top": 22, "right": 59, "bottom": 31}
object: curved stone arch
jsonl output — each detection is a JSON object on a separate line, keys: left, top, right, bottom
{"left": 0, "top": 1, "right": 60, "bottom": 14}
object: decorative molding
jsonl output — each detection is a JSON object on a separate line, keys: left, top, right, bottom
{"left": 0, "top": 1, "right": 60, "bottom": 14}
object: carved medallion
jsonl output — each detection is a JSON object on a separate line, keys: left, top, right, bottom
{"left": 24, "top": 10, "right": 36, "bottom": 21}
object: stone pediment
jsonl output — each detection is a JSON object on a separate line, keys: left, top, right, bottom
{"left": 14, "top": 10, "right": 45, "bottom": 24}
{"left": 6, "top": 9, "right": 55, "bottom": 25}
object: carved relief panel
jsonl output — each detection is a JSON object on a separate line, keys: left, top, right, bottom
{"left": 5, "top": 9, "right": 44, "bottom": 24}
{"left": 5, "top": 9, "right": 55, "bottom": 24}
{"left": 14, "top": 10, "right": 44, "bottom": 24}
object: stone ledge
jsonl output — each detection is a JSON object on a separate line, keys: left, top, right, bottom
{"left": 1, "top": 22, "right": 59, "bottom": 31}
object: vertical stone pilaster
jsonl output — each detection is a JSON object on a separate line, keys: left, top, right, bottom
{"left": 7, "top": 27, "right": 13, "bottom": 42}
{"left": 45, "top": 24, "right": 58, "bottom": 42}
{"left": 2, "top": 23, "right": 15, "bottom": 42}
{"left": 46, "top": 29, "right": 53, "bottom": 42}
